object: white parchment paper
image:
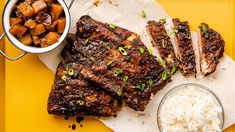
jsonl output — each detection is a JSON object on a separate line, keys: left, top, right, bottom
{"left": 38, "top": 0, "right": 235, "bottom": 131}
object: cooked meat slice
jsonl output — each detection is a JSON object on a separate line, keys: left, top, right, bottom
{"left": 172, "top": 18, "right": 196, "bottom": 76}
{"left": 146, "top": 20, "right": 179, "bottom": 73}
{"left": 198, "top": 23, "right": 224, "bottom": 76}
{"left": 47, "top": 62, "right": 121, "bottom": 117}
{"left": 66, "top": 15, "right": 169, "bottom": 111}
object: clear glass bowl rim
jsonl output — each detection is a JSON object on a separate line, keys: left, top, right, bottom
{"left": 157, "top": 83, "right": 224, "bottom": 131}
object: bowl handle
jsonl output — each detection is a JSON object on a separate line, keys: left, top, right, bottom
{"left": 67, "top": 0, "right": 74, "bottom": 9}
{"left": 0, "top": 33, "right": 27, "bottom": 61}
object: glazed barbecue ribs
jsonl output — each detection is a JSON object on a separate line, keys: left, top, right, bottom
{"left": 47, "top": 61, "right": 121, "bottom": 117}
{"left": 47, "top": 15, "right": 225, "bottom": 117}
{"left": 48, "top": 15, "right": 170, "bottom": 116}
{"left": 172, "top": 18, "right": 197, "bottom": 76}
{"left": 199, "top": 23, "right": 224, "bottom": 76}
{"left": 147, "top": 20, "right": 179, "bottom": 73}
{"left": 65, "top": 15, "right": 169, "bottom": 111}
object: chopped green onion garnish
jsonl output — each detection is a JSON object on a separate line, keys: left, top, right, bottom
{"left": 169, "top": 28, "right": 178, "bottom": 35}
{"left": 123, "top": 76, "right": 129, "bottom": 82}
{"left": 139, "top": 47, "right": 145, "bottom": 54}
{"left": 107, "top": 60, "right": 113, "bottom": 66}
{"left": 141, "top": 10, "right": 147, "bottom": 18}
{"left": 186, "top": 32, "right": 191, "bottom": 39}
{"left": 104, "top": 44, "right": 111, "bottom": 50}
{"left": 162, "top": 39, "right": 167, "bottom": 48}
{"left": 170, "top": 65, "right": 176, "bottom": 76}
{"left": 148, "top": 48, "right": 153, "bottom": 55}
{"left": 118, "top": 47, "right": 128, "bottom": 56}
{"left": 159, "top": 18, "right": 166, "bottom": 23}
{"left": 75, "top": 90, "right": 80, "bottom": 94}
{"left": 133, "top": 83, "right": 145, "bottom": 91}
{"left": 61, "top": 75, "right": 67, "bottom": 81}
{"left": 89, "top": 56, "right": 95, "bottom": 61}
{"left": 157, "top": 59, "right": 166, "bottom": 66}
{"left": 82, "top": 51, "right": 87, "bottom": 57}
{"left": 109, "top": 23, "right": 116, "bottom": 30}
{"left": 83, "top": 39, "right": 89, "bottom": 45}
{"left": 116, "top": 88, "right": 122, "bottom": 96}
{"left": 68, "top": 69, "right": 74, "bottom": 76}
{"left": 201, "top": 24, "right": 208, "bottom": 38}
{"left": 174, "top": 28, "right": 178, "bottom": 33}
{"left": 124, "top": 45, "right": 132, "bottom": 49}
{"left": 147, "top": 79, "right": 153, "bottom": 87}
{"left": 114, "top": 69, "right": 123, "bottom": 77}
{"left": 77, "top": 100, "right": 85, "bottom": 106}
{"left": 162, "top": 70, "right": 167, "bottom": 80}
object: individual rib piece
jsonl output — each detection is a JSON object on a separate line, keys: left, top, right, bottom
{"left": 68, "top": 15, "right": 169, "bottom": 111}
{"left": 172, "top": 18, "right": 197, "bottom": 76}
{"left": 198, "top": 23, "right": 225, "bottom": 76}
{"left": 146, "top": 20, "right": 179, "bottom": 74}
{"left": 47, "top": 59, "right": 121, "bottom": 117}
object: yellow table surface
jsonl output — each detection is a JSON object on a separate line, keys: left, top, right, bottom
{"left": 1, "top": 0, "right": 234, "bottom": 132}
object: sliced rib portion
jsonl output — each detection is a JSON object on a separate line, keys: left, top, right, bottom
{"left": 146, "top": 20, "right": 179, "bottom": 74}
{"left": 172, "top": 18, "right": 196, "bottom": 76}
{"left": 199, "top": 23, "right": 225, "bottom": 76}
{"left": 68, "top": 15, "right": 169, "bottom": 111}
{"left": 47, "top": 60, "right": 121, "bottom": 117}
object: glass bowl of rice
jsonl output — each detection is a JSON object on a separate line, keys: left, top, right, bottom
{"left": 157, "top": 83, "right": 224, "bottom": 132}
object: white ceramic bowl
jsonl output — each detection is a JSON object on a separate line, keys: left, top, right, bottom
{"left": 2, "top": 0, "right": 71, "bottom": 54}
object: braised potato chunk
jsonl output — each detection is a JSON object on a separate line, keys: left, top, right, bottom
{"left": 10, "top": 18, "right": 22, "bottom": 26}
{"left": 51, "top": 4, "right": 64, "bottom": 19}
{"left": 10, "top": 24, "right": 28, "bottom": 37}
{"left": 45, "top": 20, "right": 57, "bottom": 31}
{"left": 32, "top": 36, "right": 41, "bottom": 45}
{"left": 17, "top": 1, "right": 35, "bottom": 17}
{"left": 30, "top": 24, "right": 46, "bottom": 35}
{"left": 24, "top": 19, "right": 37, "bottom": 29}
{"left": 32, "top": 0, "right": 47, "bottom": 13}
{"left": 41, "top": 32, "right": 60, "bottom": 47}
{"left": 18, "top": 33, "right": 33, "bottom": 45}
{"left": 57, "top": 17, "right": 66, "bottom": 33}
{"left": 10, "top": 0, "right": 65, "bottom": 47}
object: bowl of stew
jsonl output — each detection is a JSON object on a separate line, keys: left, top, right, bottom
{"left": 1, "top": 0, "right": 72, "bottom": 56}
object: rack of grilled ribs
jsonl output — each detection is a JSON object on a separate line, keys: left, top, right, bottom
{"left": 47, "top": 15, "right": 225, "bottom": 117}
{"left": 68, "top": 15, "right": 170, "bottom": 111}
{"left": 48, "top": 15, "right": 169, "bottom": 115}
{"left": 146, "top": 20, "right": 180, "bottom": 73}
{"left": 199, "top": 23, "right": 225, "bottom": 76}
{"left": 47, "top": 61, "right": 121, "bottom": 117}
{"left": 172, "top": 18, "right": 197, "bottom": 76}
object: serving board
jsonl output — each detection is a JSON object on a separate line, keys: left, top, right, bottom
{"left": 1, "top": 0, "right": 235, "bottom": 132}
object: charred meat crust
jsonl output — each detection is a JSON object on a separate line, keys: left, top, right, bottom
{"left": 199, "top": 23, "right": 224, "bottom": 76}
{"left": 67, "top": 15, "right": 169, "bottom": 111}
{"left": 146, "top": 20, "right": 179, "bottom": 72}
{"left": 47, "top": 61, "right": 121, "bottom": 117}
{"left": 172, "top": 18, "right": 197, "bottom": 76}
